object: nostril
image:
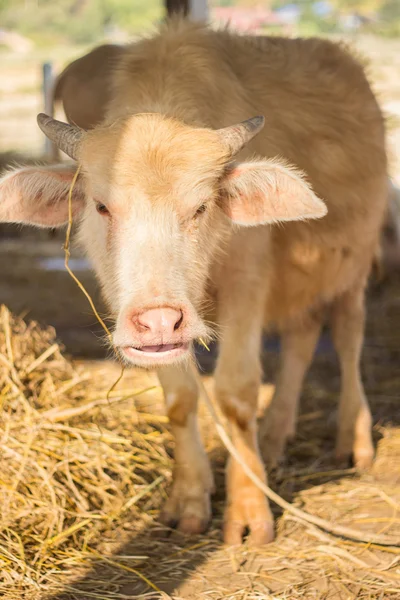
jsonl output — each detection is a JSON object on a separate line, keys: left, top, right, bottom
{"left": 135, "top": 314, "right": 151, "bottom": 332}
{"left": 174, "top": 311, "right": 184, "bottom": 331}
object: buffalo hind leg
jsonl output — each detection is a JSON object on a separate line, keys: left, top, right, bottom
{"left": 259, "top": 315, "right": 322, "bottom": 468}
{"left": 331, "top": 285, "right": 374, "bottom": 470}
{"left": 158, "top": 365, "right": 214, "bottom": 534}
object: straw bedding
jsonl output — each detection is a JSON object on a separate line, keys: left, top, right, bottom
{"left": 0, "top": 305, "right": 172, "bottom": 598}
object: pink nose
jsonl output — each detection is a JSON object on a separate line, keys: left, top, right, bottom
{"left": 134, "top": 307, "right": 184, "bottom": 338}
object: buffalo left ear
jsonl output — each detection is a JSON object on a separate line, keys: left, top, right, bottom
{"left": 220, "top": 159, "right": 327, "bottom": 226}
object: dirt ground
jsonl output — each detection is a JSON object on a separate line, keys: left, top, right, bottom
{"left": 1, "top": 32, "right": 400, "bottom": 600}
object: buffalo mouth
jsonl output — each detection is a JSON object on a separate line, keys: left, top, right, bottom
{"left": 120, "top": 342, "right": 190, "bottom": 363}
{"left": 136, "top": 343, "right": 186, "bottom": 353}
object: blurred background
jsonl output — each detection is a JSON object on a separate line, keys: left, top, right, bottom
{"left": 0, "top": 0, "right": 399, "bottom": 359}
{"left": 0, "top": 0, "right": 399, "bottom": 168}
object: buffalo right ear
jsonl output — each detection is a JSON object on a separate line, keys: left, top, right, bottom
{"left": 0, "top": 164, "right": 85, "bottom": 228}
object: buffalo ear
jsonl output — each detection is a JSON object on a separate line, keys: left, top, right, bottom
{"left": 220, "top": 159, "right": 327, "bottom": 226}
{"left": 0, "top": 164, "right": 85, "bottom": 228}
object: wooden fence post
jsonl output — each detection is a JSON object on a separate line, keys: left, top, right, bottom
{"left": 42, "top": 62, "right": 58, "bottom": 161}
{"left": 165, "top": 0, "right": 208, "bottom": 20}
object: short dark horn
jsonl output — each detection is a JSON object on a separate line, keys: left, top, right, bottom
{"left": 37, "top": 113, "right": 83, "bottom": 160}
{"left": 216, "top": 116, "right": 265, "bottom": 157}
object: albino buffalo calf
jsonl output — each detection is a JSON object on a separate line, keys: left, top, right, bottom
{"left": 0, "top": 19, "right": 388, "bottom": 545}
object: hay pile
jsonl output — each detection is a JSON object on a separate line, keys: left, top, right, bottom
{"left": 0, "top": 305, "right": 172, "bottom": 598}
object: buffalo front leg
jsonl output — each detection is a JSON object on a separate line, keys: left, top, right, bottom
{"left": 215, "top": 308, "right": 274, "bottom": 545}
{"left": 158, "top": 365, "right": 214, "bottom": 534}
{"left": 331, "top": 285, "right": 374, "bottom": 470}
{"left": 259, "top": 315, "right": 322, "bottom": 468}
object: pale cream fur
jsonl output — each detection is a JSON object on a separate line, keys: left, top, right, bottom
{"left": 0, "top": 19, "right": 388, "bottom": 544}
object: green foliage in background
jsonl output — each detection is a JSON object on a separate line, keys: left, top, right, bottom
{"left": 0, "top": 0, "right": 162, "bottom": 44}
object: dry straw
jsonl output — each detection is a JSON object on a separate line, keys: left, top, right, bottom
{"left": 0, "top": 304, "right": 171, "bottom": 595}
{"left": 64, "top": 165, "right": 126, "bottom": 402}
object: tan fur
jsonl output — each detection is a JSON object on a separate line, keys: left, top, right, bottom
{"left": 0, "top": 19, "right": 389, "bottom": 545}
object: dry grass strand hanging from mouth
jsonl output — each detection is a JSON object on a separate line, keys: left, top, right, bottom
{"left": 64, "top": 165, "right": 112, "bottom": 342}
{"left": 64, "top": 165, "right": 126, "bottom": 395}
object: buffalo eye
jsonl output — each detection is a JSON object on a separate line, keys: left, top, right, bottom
{"left": 96, "top": 202, "right": 110, "bottom": 216}
{"left": 194, "top": 203, "right": 207, "bottom": 218}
